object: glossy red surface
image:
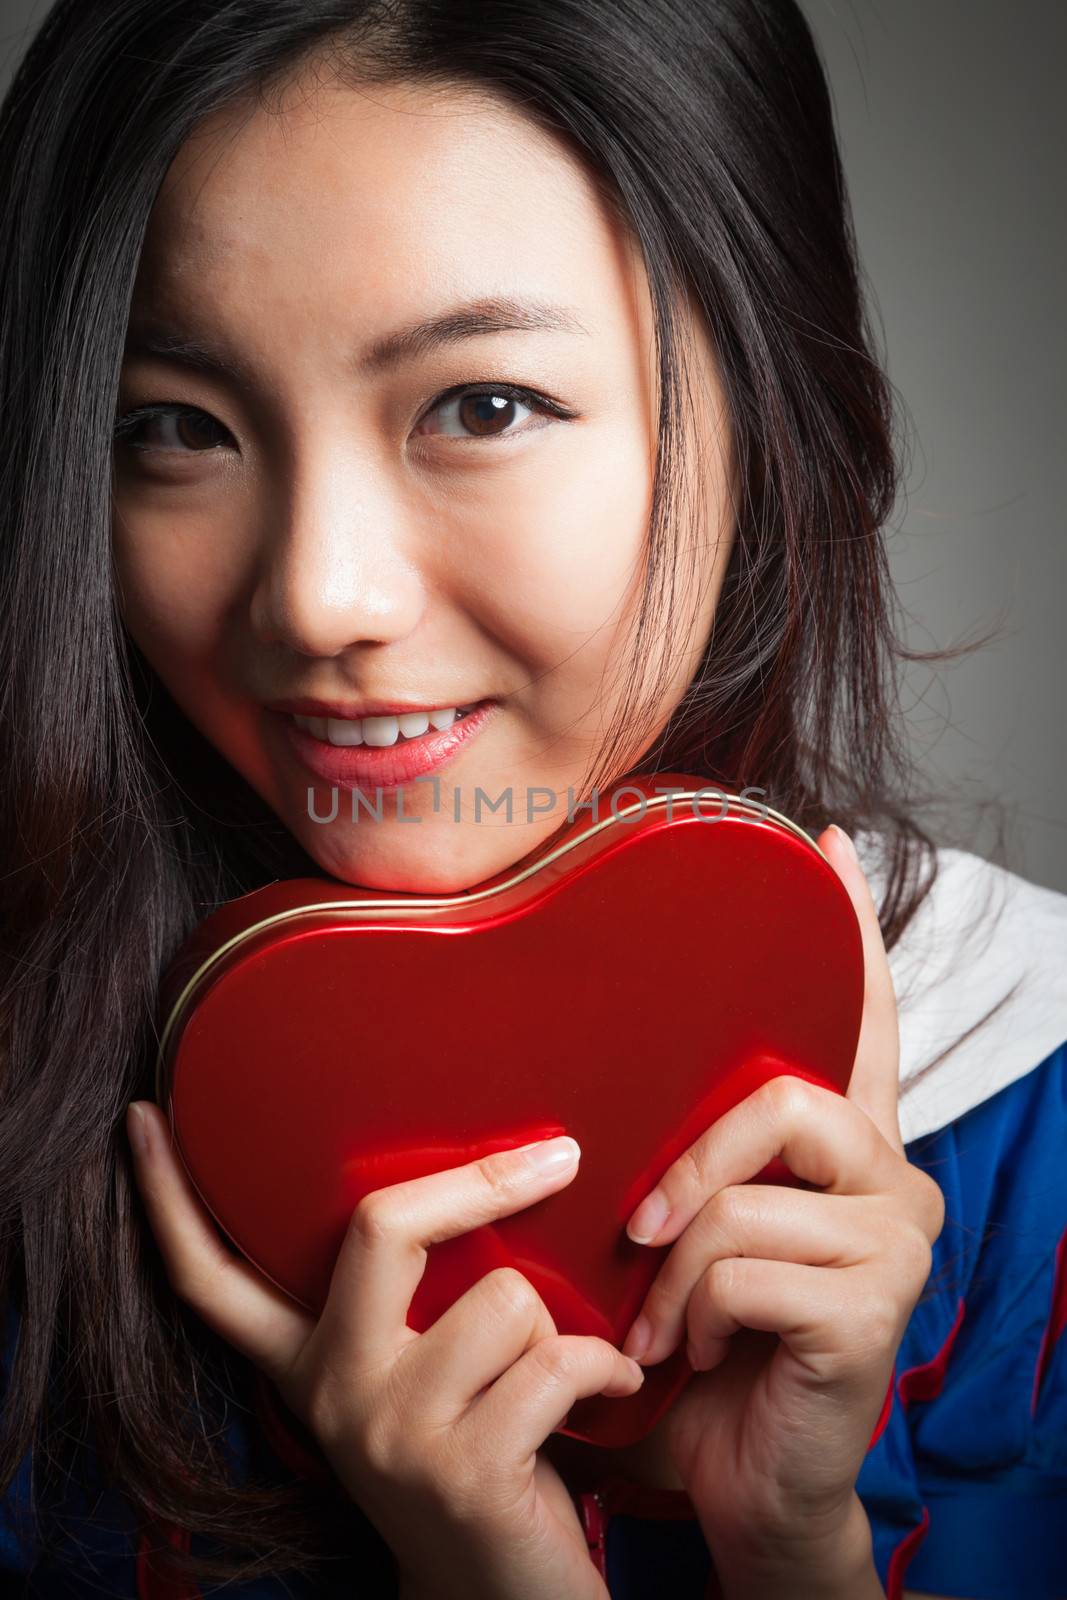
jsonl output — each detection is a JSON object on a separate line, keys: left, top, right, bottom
{"left": 156, "top": 774, "right": 864, "bottom": 1447}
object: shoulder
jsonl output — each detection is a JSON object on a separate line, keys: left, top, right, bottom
{"left": 856, "top": 1039, "right": 1067, "bottom": 1596}
{"left": 853, "top": 835, "right": 1067, "bottom": 1139}
{"left": 904, "top": 1038, "right": 1066, "bottom": 1323}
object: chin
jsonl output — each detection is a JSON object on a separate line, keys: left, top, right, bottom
{"left": 295, "top": 825, "right": 510, "bottom": 896}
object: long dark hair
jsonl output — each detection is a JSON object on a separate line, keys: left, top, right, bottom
{"left": 0, "top": 0, "right": 990, "bottom": 1587}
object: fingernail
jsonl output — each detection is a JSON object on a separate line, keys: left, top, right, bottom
{"left": 516, "top": 1136, "right": 580, "bottom": 1176}
{"left": 830, "top": 823, "right": 858, "bottom": 862}
{"left": 627, "top": 1190, "right": 670, "bottom": 1244}
{"left": 126, "top": 1102, "right": 150, "bottom": 1158}
{"left": 622, "top": 1315, "right": 651, "bottom": 1362}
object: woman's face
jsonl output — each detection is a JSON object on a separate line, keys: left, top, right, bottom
{"left": 113, "top": 62, "right": 736, "bottom": 891}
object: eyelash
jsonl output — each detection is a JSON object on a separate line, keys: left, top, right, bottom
{"left": 111, "top": 381, "right": 575, "bottom": 454}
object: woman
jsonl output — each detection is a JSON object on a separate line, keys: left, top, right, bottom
{"left": 1, "top": 2, "right": 1063, "bottom": 1596}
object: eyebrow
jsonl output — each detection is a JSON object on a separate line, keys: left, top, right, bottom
{"left": 122, "top": 296, "right": 590, "bottom": 389}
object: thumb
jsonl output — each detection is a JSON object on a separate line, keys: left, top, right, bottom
{"left": 818, "top": 824, "right": 904, "bottom": 1155}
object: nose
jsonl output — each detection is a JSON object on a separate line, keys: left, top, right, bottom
{"left": 249, "top": 456, "right": 427, "bottom": 658}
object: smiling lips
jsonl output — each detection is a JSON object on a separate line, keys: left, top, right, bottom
{"left": 277, "top": 699, "right": 496, "bottom": 790}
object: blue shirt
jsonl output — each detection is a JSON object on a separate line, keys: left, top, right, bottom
{"left": 4, "top": 1042, "right": 1066, "bottom": 1598}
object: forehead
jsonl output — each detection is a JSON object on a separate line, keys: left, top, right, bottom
{"left": 135, "top": 65, "right": 648, "bottom": 333}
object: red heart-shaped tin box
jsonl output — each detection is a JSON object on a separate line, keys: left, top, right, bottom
{"left": 155, "top": 774, "right": 863, "bottom": 1449}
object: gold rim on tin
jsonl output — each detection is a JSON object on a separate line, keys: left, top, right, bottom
{"left": 155, "top": 787, "right": 821, "bottom": 1104}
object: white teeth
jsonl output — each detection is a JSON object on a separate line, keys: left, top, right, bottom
{"left": 362, "top": 715, "right": 400, "bottom": 747}
{"left": 326, "top": 716, "right": 363, "bottom": 746}
{"left": 293, "top": 703, "right": 475, "bottom": 747}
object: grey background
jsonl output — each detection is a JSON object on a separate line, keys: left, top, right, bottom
{"left": 798, "top": 1, "right": 1066, "bottom": 893}
{"left": 2, "top": 0, "right": 1063, "bottom": 889}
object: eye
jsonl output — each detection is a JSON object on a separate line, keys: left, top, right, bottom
{"left": 414, "top": 383, "right": 571, "bottom": 441}
{"left": 113, "top": 404, "right": 233, "bottom": 454}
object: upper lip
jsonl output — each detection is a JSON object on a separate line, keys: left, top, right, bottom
{"left": 266, "top": 695, "right": 485, "bottom": 720}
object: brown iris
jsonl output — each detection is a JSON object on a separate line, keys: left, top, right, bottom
{"left": 456, "top": 392, "right": 517, "bottom": 437}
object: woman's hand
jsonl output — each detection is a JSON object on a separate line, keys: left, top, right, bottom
{"left": 618, "top": 824, "right": 945, "bottom": 1579}
{"left": 125, "top": 1111, "right": 644, "bottom": 1600}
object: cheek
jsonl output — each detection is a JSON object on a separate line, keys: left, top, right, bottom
{"left": 110, "top": 504, "right": 266, "bottom": 781}
{"left": 111, "top": 498, "right": 244, "bottom": 671}
{"left": 443, "top": 419, "right": 653, "bottom": 676}
{"left": 113, "top": 518, "right": 270, "bottom": 779}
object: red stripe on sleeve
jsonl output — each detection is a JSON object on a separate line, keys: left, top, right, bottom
{"left": 875, "top": 1300, "right": 967, "bottom": 1600}
{"left": 1031, "top": 1224, "right": 1067, "bottom": 1414}
{"left": 885, "top": 1504, "right": 930, "bottom": 1600}
{"left": 897, "top": 1296, "right": 965, "bottom": 1407}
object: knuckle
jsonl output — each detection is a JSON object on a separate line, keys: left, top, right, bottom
{"left": 349, "top": 1191, "right": 398, "bottom": 1247}
{"left": 475, "top": 1149, "right": 527, "bottom": 1198}
{"left": 301, "top": 1344, "right": 365, "bottom": 1435}
{"left": 677, "top": 1142, "right": 706, "bottom": 1191}
{"left": 913, "top": 1172, "right": 946, "bottom": 1241}
{"left": 361, "top": 1418, "right": 421, "bottom": 1487}
{"left": 706, "top": 1185, "right": 746, "bottom": 1232}
{"left": 304, "top": 1379, "right": 345, "bottom": 1451}
{"left": 306, "top": 1369, "right": 369, "bottom": 1458}
{"left": 693, "top": 1188, "right": 744, "bottom": 1260}
{"left": 759, "top": 1074, "right": 811, "bottom": 1125}
{"left": 481, "top": 1266, "right": 540, "bottom": 1320}
{"left": 897, "top": 1221, "right": 934, "bottom": 1289}
{"left": 525, "top": 1334, "right": 583, "bottom": 1389}
{"left": 851, "top": 1290, "right": 901, "bottom": 1352}
{"left": 702, "top": 1255, "right": 739, "bottom": 1304}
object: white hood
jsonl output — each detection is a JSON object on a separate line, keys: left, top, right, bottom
{"left": 854, "top": 836, "right": 1067, "bottom": 1143}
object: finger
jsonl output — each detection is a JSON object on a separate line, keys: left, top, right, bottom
{"left": 685, "top": 1257, "right": 903, "bottom": 1390}
{"left": 126, "top": 1101, "right": 315, "bottom": 1379}
{"left": 474, "top": 1333, "right": 645, "bottom": 1461}
{"left": 818, "top": 825, "right": 903, "bottom": 1153}
{"left": 624, "top": 1074, "right": 905, "bottom": 1252}
{"left": 622, "top": 1184, "right": 885, "bottom": 1368}
{"left": 321, "top": 1137, "right": 581, "bottom": 1368}
{"left": 401, "top": 1265, "right": 560, "bottom": 1426}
